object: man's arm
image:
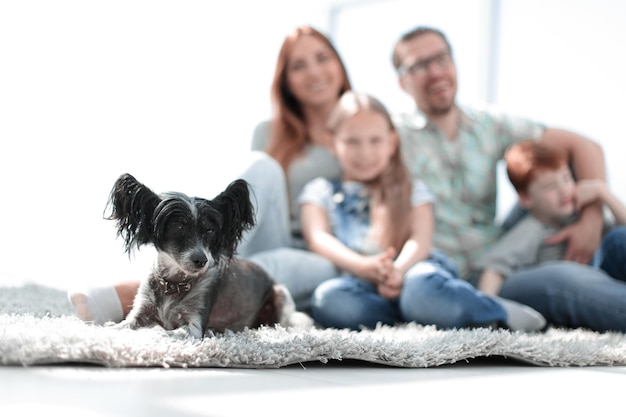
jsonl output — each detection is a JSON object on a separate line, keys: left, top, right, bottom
{"left": 541, "top": 128, "right": 606, "bottom": 263}
{"left": 541, "top": 128, "right": 606, "bottom": 182}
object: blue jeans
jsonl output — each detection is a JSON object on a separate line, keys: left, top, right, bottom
{"left": 311, "top": 251, "right": 507, "bottom": 330}
{"left": 595, "top": 226, "right": 626, "bottom": 280}
{"left": 500, "top": 260, "right": 626, "bottom": 333}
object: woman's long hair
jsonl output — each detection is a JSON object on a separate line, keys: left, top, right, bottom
{"left": 326, "top": 92, "right": 413, "bottom": 252}
{"left": 266, "top": 25, "right": 352, "bottom": 172}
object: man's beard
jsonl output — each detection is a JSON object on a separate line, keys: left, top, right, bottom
{"left": 425, "top": 100, "right": 454, "bottom": 116}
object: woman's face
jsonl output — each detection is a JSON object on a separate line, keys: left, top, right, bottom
{"left": 285, "top": 35, "right": 345, "bottom": 109}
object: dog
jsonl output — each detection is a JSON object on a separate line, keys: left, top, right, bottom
{"left": 105, "top": 173, "right": 311, "bottom": 339}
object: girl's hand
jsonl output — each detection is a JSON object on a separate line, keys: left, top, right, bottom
{"left": 377, "top": 282, "right": 400, "bottom": 299}
{"left": 377, "top": 263, "right": 404, "bottom": 299}
{"left": 356, "top": 247, "right": 396, "bottom": 284}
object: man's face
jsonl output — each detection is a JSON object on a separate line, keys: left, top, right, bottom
{"left": 396, "top": 32, "right": 457, "bottom": 116}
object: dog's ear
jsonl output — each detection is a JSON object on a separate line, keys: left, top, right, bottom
{"left": 104, "top": 173, "right": 161, "bottom": 253}
{"left": 212, "top": 179, "right": 255, "bottom": 257}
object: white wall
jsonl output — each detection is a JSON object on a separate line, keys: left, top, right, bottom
{"left": 0, "top": 0, "right": 334, "bottom": 288}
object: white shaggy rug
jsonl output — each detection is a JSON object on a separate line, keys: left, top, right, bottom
{"left": 2, "top": 283, "right": 626, "bottom": 368}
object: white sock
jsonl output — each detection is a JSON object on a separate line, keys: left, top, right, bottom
{"left": 492, "top": 296, "right": 547, "bottom": 332}
{"left": 68, "top": 285, "right": 124, "bottom": 325}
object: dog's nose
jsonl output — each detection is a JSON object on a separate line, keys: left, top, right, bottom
{"left": 193, "top": 258, "right": 207, "bottom": 268}
{"left": 192, "top": 254, "right": 208, "bottom": 268}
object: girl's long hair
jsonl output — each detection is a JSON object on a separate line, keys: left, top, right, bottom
{"left": 326, "top": 92, "right": 413, "bottom": 251}
{"left": 266, "top": 25, "right": 352, "bottom": 172}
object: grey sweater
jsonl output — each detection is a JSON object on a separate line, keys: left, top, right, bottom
{"left": 251, "top": 120, "right": 342, "bottom": 238}
{"left": 474, "top": 215, "right": 575, "bottom": 278}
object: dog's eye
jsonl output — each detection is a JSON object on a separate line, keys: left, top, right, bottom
{"left": 165, "top": 222, "right": 186, "bottom": 238}
{"left": 205, "top": 227, "right": 215, "bottom": 236}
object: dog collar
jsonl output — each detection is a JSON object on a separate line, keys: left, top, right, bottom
{"left": 157, "top": 277, "right": 193, "bottom": 295}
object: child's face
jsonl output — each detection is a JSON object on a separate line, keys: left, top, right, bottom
{"left": 332, "top": 110, "right": 396, "bottom": 183}
{"left": 521, "top": 164, "right": 576, "bottom": 223}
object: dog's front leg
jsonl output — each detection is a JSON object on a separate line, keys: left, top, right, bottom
{"left": 110, "top": 310, "right": 154, "bottom": 331}
{"left": 166, "top": 316, "right": 204, "bottom": 339}
{"left": 166, "top": 298, "right": 217, "bottom": 339}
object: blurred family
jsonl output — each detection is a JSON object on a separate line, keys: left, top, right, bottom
{"left": 70, "top": 24, "right": 626, "bottom": 334}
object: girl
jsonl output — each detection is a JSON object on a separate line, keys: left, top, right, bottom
{"left": 299, "top": 91, "right": 546, "bottom": 331}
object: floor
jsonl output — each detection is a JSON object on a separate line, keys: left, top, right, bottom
{"left": 1, "top": 358, "right": 625, "bottom": 416}
{"left": 2, "top": 279, "right": 625, "bottom": 416}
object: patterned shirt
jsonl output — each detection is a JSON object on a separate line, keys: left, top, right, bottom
{"left": 298, "top": 177, "right": 435, "bottom": 256}
{"left": 395, "top": 104, "right": 545, "bottom": 278}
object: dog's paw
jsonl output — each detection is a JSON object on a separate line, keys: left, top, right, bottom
{"left": 273, "top": 284, "right": 313, "bottom": 329}
{"left": 166, "top": 326, "right": 203, "bottom": 340}
{"left": 285, "top": 311, "right": 315, "bottom": 330}
{"left": 165, "top": 328, "right": 191, "bottom": 339}
{"left": 109, "top": 320, "right": 133, "bottom": 330}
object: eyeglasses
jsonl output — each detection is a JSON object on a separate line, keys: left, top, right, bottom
{"left": 398, "top": 51, "right": 452, "bottom": 78}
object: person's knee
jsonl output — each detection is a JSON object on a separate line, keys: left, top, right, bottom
{"left": 311, "top": 279, "right": 368, "bottom": 329}
{"left": 525, "top": 261, "right": 592, "bottom": 286}
{"left": 246, "top": 249, "right": 282, "bottom": 277}
{"left": 250, "top": 248, "right": 338, "bottom": 309}
{"left": 399, "top": 271, "right": 463, "bottom": 326}
{"left": 400, "top": 272, "right": 435, "bottom": 305}
{"left": 239, "top": 152, "right": 285, "bottom": 211}
{"left": 311, "top": 280, "right": 340, "bottom": 311}
{"left": 242, "top": 153, "right": 283, "bottom": 192}
{"left": 272, "top": 249, "right": 338, "bottom": 286}
{"left": 311, "top": 281, "right": 345, "bottom": 326}
{"left": 501, "top": 261, "right": 598, "bottom": 302}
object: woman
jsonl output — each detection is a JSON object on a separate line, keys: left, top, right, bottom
{"left": 69, "top": 25, "right": 352, "bottom": 323}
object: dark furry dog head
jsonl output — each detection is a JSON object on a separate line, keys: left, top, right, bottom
{"left": 104, "top": 174, "right": 312, "bottom": 338}
{"left": 105, "top": 173, "right": 254, "bottom": 279}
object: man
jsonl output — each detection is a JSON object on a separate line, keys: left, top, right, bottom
{"left": 392, "top": 26, "right": 626, "bottom": 333}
